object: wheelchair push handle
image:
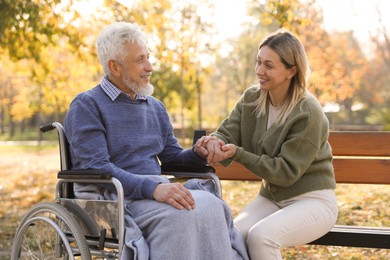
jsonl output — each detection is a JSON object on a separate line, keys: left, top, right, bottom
{"left": 40, "top": 122, "right": 64, "bottom": 133}
{"left": 40, "top": 123, "right": 55, "bottom": 133}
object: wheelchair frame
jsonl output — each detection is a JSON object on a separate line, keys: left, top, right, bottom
{"left": 11, "top": 122, "right": 221, "bottom": 259}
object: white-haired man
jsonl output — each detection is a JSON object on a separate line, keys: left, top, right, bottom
{"left": 64, "top": 22, "right": 248, "bottom": 260}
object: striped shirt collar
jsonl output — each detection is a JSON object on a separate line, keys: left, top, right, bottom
{"left": 100, "top": 76, "right": 147, "bottom": 101}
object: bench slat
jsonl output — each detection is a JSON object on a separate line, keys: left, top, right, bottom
{"left": 214, "top": 162, "right": 259, "bottom": 181}
{"left": 309, "top": 225, "right": 390, "bottom": 249}
{"left": 333, "top": 158, "right": 390, "bottom": 184}
{"left": 214, "top": 159, "right": 390, "bottom": 184}
{"left": 329, "top": 131, "right": 390, "bottom": 156}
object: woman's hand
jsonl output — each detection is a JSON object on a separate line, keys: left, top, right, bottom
{"left": 221, "top": 144, "right": 237, "bottom": 160}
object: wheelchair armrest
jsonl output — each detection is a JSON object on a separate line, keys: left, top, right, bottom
{"left": 161, "top": 164, "right": 221, "bottom": 197}
{"left": 58, "top": 165, "right": 214, "bottom": 179}
{"left": 58, "top": 169, "right": 113, "bottom": 180}
{"left": 161, "top": 164, "right": 215, "bottom": 174}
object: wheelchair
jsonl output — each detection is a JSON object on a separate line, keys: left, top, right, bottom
{"left": 11, "top": 122, "right": 221, "bottom": 259}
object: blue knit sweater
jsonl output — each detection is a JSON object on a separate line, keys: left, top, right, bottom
{"left": 64, "top": 78, "right": 206, "bottom": 199}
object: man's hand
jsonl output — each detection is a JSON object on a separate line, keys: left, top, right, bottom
{"left": 152, "top": 183, "right": 195, "bottom": 210}
{"left": 194, "top": 135, "right": 220, "bottom": 157}
{"left": 194, "top": 136, "right": 225, "bottom": 165}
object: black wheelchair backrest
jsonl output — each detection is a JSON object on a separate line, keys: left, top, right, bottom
{"left": 40, "top": 122, "right": 72, "bottom": 171}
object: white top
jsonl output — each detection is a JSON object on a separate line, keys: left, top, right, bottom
{"left": 267, "top": 103, "right": 284, "bottom": 129}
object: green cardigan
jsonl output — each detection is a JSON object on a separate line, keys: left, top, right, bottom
{"left": 212, "top": 86, "right": 336, "bottom": 202}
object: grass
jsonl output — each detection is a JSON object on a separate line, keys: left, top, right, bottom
{"left": 0, "top": 128, "right": 59, "bottom": 141}
{"left": 1, "top": 146, "right": 389, "bottom": 259}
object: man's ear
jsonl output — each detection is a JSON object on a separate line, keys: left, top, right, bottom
{"left": 108, "top": 60, "right": 121, "bottom": 76}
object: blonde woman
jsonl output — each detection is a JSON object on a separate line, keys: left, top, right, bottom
{"left": 196, "top": 29, "right": 338, "bottom": 259}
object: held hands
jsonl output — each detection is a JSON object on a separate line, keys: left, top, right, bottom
{"left": 193, "top": 136, "right": 237, "bottom": 165}
{"left": 155, "top": 136, "right": 236, "bottom": 209}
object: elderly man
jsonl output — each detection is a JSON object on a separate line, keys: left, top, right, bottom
{"left": 64, "top": 22, "right": 248, "bottom": 260}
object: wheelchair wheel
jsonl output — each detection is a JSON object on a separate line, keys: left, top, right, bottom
{"left": 11, "top": 202, "right": 91, "bottom": 260}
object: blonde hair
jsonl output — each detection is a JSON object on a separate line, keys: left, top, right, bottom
{"left": 254, "top": 29, "right": 311, "bottom": 125}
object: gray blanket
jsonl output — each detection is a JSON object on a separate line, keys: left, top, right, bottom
{"left": 75, "top": 177, "right": 249, "bottom": 260}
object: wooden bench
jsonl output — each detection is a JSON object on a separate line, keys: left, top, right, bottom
{"left": 213, "top": 131, "right": 390, "bottom": 249}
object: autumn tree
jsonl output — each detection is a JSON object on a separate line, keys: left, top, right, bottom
{"left": 366, "top": 7, "right": 390, "bottom": 129}
{"left": 0, "top": 0, "right": 87, "bottom": 62}
{"left": 0, "top": 0, "right": 101, "bottom": 138}
{"left": 0, "top": 55, "right": 32, "bottom": 136}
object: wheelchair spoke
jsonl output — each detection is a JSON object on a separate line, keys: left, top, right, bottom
{"left": 11, "top": 202, "right": 91, "bottom": 260}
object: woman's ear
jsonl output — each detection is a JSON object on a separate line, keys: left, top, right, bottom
{"left": 108, "top": 60, "right": 121, "bottom": 76}
{"left": 287, "top": 66, "right": 297, "bottom": 79}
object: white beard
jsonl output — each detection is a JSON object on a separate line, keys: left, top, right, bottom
{"left": 123, "top": 75, "right": 154, "bottom": 96}
{"left": 129, "top": 81, "right": 154, "bottom": 96}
